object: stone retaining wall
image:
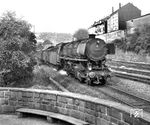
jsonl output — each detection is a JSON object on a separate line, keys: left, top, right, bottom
{"left": 0, "top": 87, "right": 150, "bottom": 125}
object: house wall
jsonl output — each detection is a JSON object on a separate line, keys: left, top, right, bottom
{"left": 118, "top": 3, "right": 141, "bottom": 30}
{"left": 127, "top": 14, "right": 150, "bottom": 34}
{"left": 107, "top": 12, "right": 119, "bottom": 32}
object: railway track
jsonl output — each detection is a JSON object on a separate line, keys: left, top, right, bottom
{"left": 49, "top": 77, "right": 69, "bottom": 92}
{"left": 107, "top": 60, "right": 150, "bottom": 84}
{"left": 91, "top": 82, "right": 150, "bottom": 113}
{"left": 107, "top": 59, "right": 150, "bottom": 70}
{"left": 110, "top": 69, "right": 150, "bottom": 84}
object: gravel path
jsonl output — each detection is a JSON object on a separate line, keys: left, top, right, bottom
{"left": 0, "top": 114, "right": 68, "bottom": 125}
{"left": 112, "top": 77, "right": 150, "bottom": 101}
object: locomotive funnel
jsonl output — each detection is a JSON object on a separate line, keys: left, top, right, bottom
{"left": 89, "top": 34, "right": 96, "bottom": 38}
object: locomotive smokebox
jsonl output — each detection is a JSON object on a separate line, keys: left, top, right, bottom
{"left": 89, "top": 34, "right": 96, "bottom": 38}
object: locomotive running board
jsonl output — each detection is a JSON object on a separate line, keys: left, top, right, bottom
{"left": 60, "top": 57, "right": 88, "bottom": 61}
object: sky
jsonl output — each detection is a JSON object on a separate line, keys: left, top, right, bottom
{"left": 0, "top": 0, "right": 149, "bottom": 34}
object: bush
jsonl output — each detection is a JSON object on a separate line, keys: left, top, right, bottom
{"left": 125, "top": 24, "right": 150, "bottom": 54}
{"left": 0, "top": 11, "right": 37, "bottom": 86}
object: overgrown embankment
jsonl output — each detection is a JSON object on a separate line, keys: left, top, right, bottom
{"left": 107, "top": 48, "right": 150, "bottom": 63}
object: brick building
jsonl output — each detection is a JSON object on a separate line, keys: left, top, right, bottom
{"left": 89, "top": 3, "right": 141, "bottom": 42}
{"left": 127, "top": 13, "right": 150, "bottom": 34}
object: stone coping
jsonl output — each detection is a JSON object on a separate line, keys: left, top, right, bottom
{"left": 0, "top": 87, "right": 150, "bottom": 122}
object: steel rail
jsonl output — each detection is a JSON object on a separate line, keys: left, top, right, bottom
{"left": 107, "top": 60, "right": 150, "bottom": 70}
{"left": 90, "top": 83, "right": 150, "bottom": 113}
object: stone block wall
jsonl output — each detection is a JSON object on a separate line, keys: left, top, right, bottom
{"left": 0, "top": 87, "right": 150, "bottom": 125}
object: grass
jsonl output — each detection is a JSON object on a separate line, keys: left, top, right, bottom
{"left": 107, "top": 49, "right": 150, "bottom": 63}
{"left": 7, "top": 65, "right": 54, "bottom": 90}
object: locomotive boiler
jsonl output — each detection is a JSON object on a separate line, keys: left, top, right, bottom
{"left": 40, "top": 34, "right": 115, "bottom": 85}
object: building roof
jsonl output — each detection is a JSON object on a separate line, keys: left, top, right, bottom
{"left": 42, "top": 44, "right": 53, "bottom": 50}
{"left": 91, "top": 15, "right": 109, "bottom": 27}
{"left": 90, "top": 2, "right": 140, "bottom": 28}
{"left": 127, "top": 13, "right": 150, "bottom": 22}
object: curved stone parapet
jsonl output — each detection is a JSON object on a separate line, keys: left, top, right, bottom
{"left": 0, "top": 87, "right": 150, "bottom": 125}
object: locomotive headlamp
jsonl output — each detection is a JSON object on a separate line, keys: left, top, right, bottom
{"left": 88, "top": 66, "right": 92, "bottom": 71}
{"left": 88, "top": 63, "right": 92, "bottom": 70}
{"left": 108, "top": 67, "right": 112, "bottom": 71}
{"left": 89, "top": 72, "right": 95, "bottom": 78}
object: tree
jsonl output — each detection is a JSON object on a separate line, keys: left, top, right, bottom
{"left": 0, "top": 11, "right": 37, "bottom": 86}
{"left": 125, "top": 24, "right": 150, "bottom": 54}
{"left": 38, "top": 32, "right": 52, "bottom": 41}
{"left": 37, "top": 42, "right": 43, "bottom": 50}
{"left": 73, "top": 28, "right": 89, "bottom": 40}
{"left": 43, "top": 39, "right": 53, "bottom": 46}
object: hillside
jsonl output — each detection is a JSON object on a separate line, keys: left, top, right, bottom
{"left": 36, "top": 32, "right": 73, "bottom": 44}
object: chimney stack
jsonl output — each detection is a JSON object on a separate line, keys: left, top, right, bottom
{"left": 89, "top": 34, "right": 96, "bottom": 38}
{"left": 119, "top": 3, "right": 121, "bottom": 9}
{"left": 112, "top": 7, "right": 114, "bottom": 13}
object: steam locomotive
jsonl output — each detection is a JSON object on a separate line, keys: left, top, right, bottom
{"left": 39, "top": 34, "right": 115, "bottom": 85}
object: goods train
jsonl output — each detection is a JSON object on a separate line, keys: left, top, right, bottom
{"left": 39, "top": 34, "right": 115, "bottom": 85}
